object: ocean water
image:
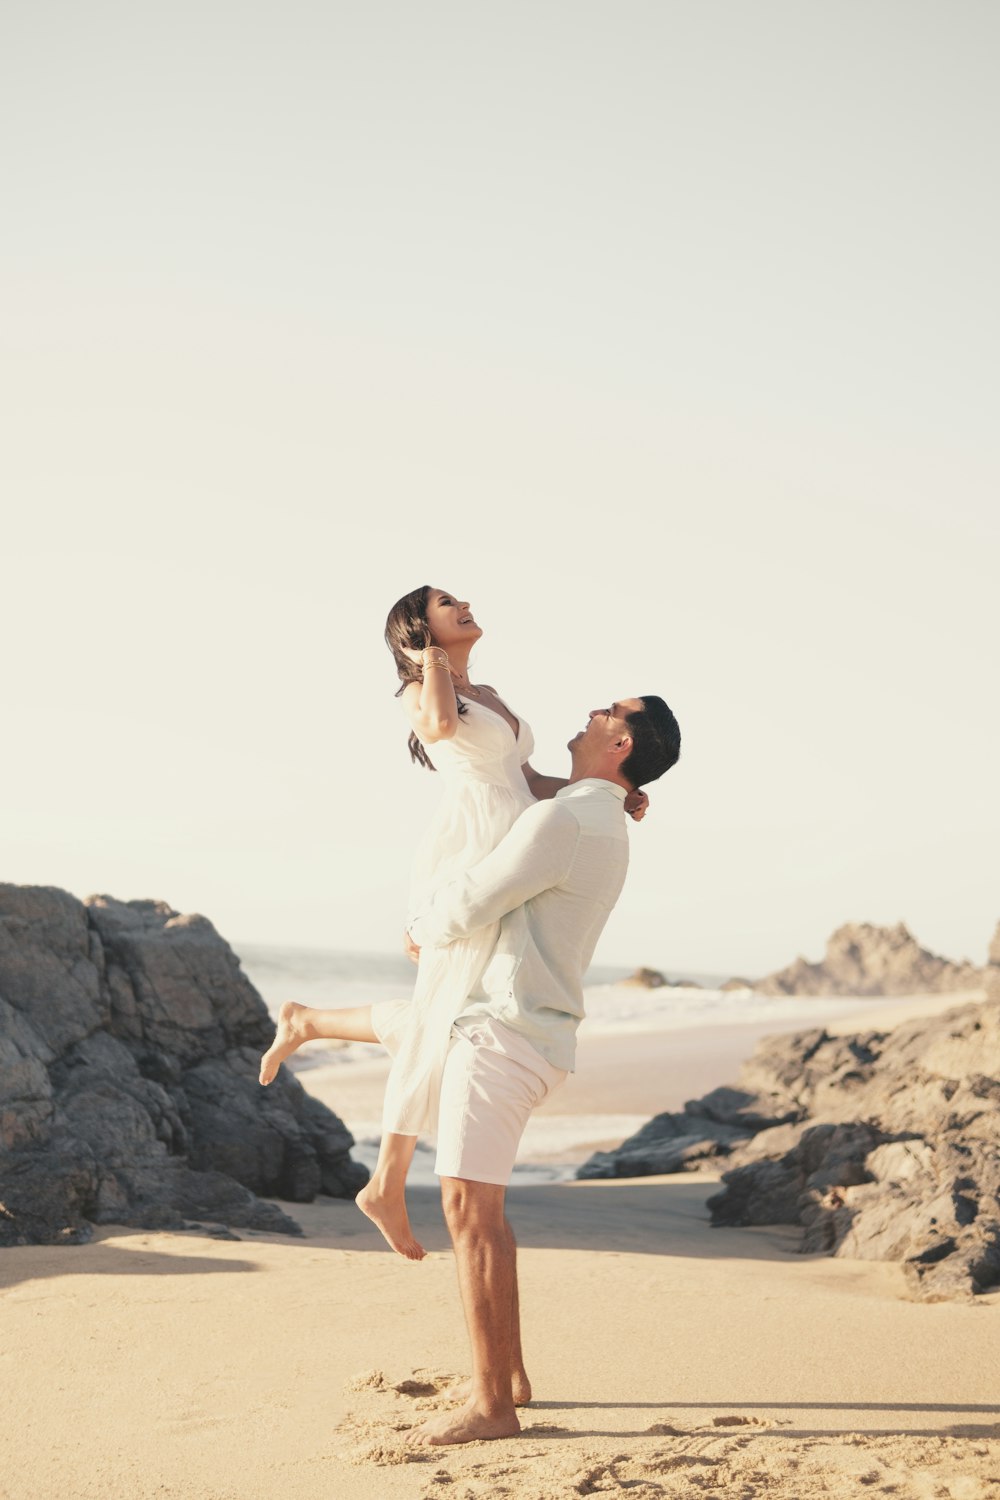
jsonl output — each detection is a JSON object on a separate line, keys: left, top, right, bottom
{"left": 236, "top": 942, "right": 884, "bottom": 1184}
{"left": 237, "top": 941, "right": 880, "bottom": 1042}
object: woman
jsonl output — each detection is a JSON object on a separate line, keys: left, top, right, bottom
{"left": 259, "top": 585, "right": 646, "bottom": 1261}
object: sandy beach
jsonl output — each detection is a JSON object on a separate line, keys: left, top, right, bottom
{"left": 2, "top": 990, "right": 997, "bottom": 1499}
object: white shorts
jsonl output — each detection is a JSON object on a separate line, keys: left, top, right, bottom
{"left": 434, "top": 1018, "right": 568, "bottom": 1185}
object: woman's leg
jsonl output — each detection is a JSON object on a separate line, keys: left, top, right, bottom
{"left": 258, "top": 1001, "right": 379, "bottom": 1085}
{"left": 259, "top": 1001, "right": 427, "bottom": 1260}
{"left": 355, "top": 1131, "right": 426, "bottom": 1260}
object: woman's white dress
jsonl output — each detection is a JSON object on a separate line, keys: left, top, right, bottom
{"left": 372, "top": 698, "right": 536, "bottom": 1137}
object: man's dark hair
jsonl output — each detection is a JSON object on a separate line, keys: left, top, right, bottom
{"left": 620, "top": 696, "right": 681, "bottom": 788}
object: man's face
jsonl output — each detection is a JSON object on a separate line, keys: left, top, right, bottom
{"left": 568, "top": 697, "right": 644, "bottom": 768}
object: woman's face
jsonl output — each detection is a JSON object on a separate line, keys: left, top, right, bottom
{"left": 425, "top": 587, "right": 483, "bottom": 650}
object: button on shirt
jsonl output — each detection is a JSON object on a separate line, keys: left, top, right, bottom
{"left": 407, "top": 778, "right": 630, "bottom": 1071}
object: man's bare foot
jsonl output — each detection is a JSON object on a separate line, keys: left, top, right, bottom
{"left": 355, "top": 1182, "right": 426, "bottom": 1261}
{"left": 259, "top": 1001, "right": 311, "bottom": 1085}
{"left": 407, "top": 1399, "right": 520, "bottom": 1447}
{"left": 448, "top": 1373, "right": 532, "bottom": 1406}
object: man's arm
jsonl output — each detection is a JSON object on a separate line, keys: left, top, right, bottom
{"left": 408, "top": 801, "right": 579, "bottom": 949}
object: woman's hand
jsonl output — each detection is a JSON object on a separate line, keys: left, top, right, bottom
{"left": 624, "top": 789, "right": 649, "bottom": 822}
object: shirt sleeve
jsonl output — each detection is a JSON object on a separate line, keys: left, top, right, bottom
{"left": 408, "top": 801, "right": 579, "bottom": 949}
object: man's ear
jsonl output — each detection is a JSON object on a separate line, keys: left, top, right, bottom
{"left": 612, "top": 734, "right": 633, "bottom": 760}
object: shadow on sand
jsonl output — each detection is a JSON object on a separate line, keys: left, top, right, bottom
{"left": 522, "top": 1396, "right": 1000, "bottom": 1441}
{"left": 0, "top": 1233, "right": 261, "bottom": 1291}
{"left": 268, "top": 1176, "right": 808, "bottom": 1261}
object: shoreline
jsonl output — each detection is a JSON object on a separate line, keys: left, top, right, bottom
{"left": 296, "top": 989, "right": 987, "bottom": 1172}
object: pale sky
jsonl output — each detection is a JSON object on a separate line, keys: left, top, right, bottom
{"left": 3, "top": 2, "right": 997, "bottom": 977}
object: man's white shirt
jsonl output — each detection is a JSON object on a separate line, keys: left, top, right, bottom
{"left": 407, "top": 778, "right": 630, "bottom": 1071}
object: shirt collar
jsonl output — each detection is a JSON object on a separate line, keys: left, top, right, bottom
{"left": 555, "top": 778, "right": 628, "bottom": 803}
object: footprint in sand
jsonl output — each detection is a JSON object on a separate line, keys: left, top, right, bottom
{"left": 712, "top": 1414, "right": 773, "bottom": 1428}
{"left": 345, "top": 1369, "right": 388, "bottom": 1393}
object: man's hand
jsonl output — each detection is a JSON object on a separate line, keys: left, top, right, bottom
{"left": 403, "top": 928, "right": 421, "bottom": 964}
{"left": 624, "top": 789, "right": 649, "bottom": 822}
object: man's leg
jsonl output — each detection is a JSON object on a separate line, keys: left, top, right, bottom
{"left": 447, "top": 1216, "right": 531, "bottom": 1406}
{"left": 408, "top": 1177, "right": 521, "bottom": 1446}
{"left": 408, "top": 1020, "right": 565, "bottom": 1444}
{"left": 505, "top": 1219, "right": 532, "bottom": 1404}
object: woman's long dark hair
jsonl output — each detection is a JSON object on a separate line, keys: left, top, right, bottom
{"left": 385, "top": 584, "right": 467, "bottom": 770}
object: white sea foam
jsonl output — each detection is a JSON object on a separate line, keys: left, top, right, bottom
{"left": 240, "top": 941, "right": 888, "bottom": 1048}
{"left": 578, "top": 983, "right": 886, "bottom": 1038}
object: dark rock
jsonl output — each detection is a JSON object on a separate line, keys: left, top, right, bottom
{"left": 0, "top": 885, "right": 109, "bottom": 1054}
{"left": 86, "top": 896, "right": 272, "bottom": 1066}
{"left": 580, "top": 989, "right": 1000, "bottom": 1302}
{"left": 0, "top": 883, "right": 368, "bottom": 1247}
{"left": 685, "top": 1084, "right": 806, "bottom": 1133}
{"left": 0, "top": 1151, "right": 98, "bottom": 1247}
{"left": 707, "top": 1123, "right": 884, "bottom": 1231}
{"left": 706, "top": 1158, "right": 804, "bottom": 1227}
{"left": 577, "top": 1106, "right": 750, "bottom": 1179}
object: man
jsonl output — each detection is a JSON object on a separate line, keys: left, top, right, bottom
{"left": 403, "top": 694, "right": 681, "bottom": 1448}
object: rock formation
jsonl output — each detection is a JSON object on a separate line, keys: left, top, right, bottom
{"left": 0, "top": 885, "right": 367, "bottom": 1247}
{"left": 578, "top": 998, "right": 1000, "bottom": 1301}
{"left": 752, "top": 921, "right": 983, "bottom": 997}
{"left": 622, "top": 967, "right": 668, "bottom": 988}
{"left": 621, "top": 968, "right": 703, "bottom": 989}
{"left": 985, "top": 922, "right": 1000, "bottom": 1001}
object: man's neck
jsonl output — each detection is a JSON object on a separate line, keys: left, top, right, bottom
{"left": 567, "top": 767, "right": 633, "bottom": 792}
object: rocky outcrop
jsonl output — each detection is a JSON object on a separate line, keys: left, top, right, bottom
{"left": 579, "top": 999, "right": 1000, "bottom": 1301}
{"left": 0, "top": 885, "right": 367, "bottom": 1246}
{"left": 985, "top": 923, "right": 1000, "bottom": 1002}
{"left": 621, "top": 967, "right": 702, "bottom": 990}
{"left": 753, "top": 921, "right": 983, "bottom": 997}
{"left": 622, "top": 967, "right": 669, "bottom": 988}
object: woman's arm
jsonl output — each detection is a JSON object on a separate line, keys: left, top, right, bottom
{"left": 401, "top": 650, "right": 460, "bottom": 744}
{"left": 520, "top": 759, "right": 569, "bottom": 802}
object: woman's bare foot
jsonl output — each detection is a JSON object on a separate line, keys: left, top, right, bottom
{"left": 355, "top": 1181, "right": 426, "bottom": 1261}
{"left": 407, "top": 1399, "right": 520, "bottom": 1447}
{"left": 448, "top": 1372, "right": 532, "bottom": 1406}
{"left": 259, "top": 1001, "right": 313, "bottom": 1085}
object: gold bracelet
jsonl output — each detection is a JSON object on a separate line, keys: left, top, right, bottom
{"left": 422, "top": 659, "right": 451, "bottom": 671}
{"left": 421, "top": 648, "right": 450, "bottom": 667}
